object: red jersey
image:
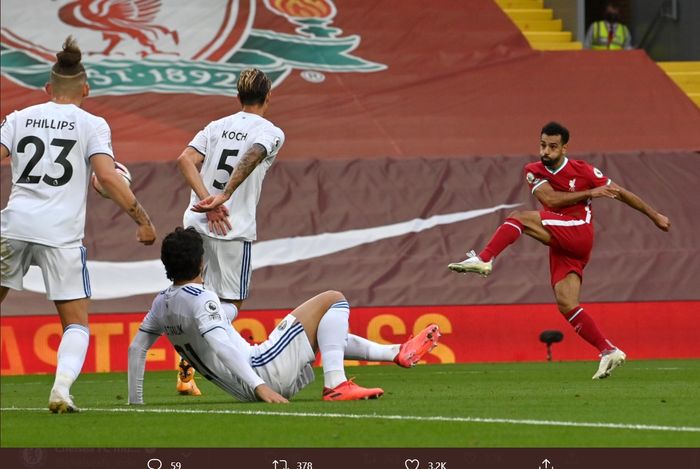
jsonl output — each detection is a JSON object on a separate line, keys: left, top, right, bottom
{"left": 524, "top": 158, "right": 611, "bottom": 221}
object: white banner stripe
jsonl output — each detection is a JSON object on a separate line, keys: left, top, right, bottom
{"left": 2, "top": 407, "right": 698, "bottom": 433}
{"left": 21, "top": 203, "right": 521, "bottom": 299}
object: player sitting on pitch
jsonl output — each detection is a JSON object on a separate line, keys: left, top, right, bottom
{"left": 128, "top": 227, "right": 440, "bottom": 404}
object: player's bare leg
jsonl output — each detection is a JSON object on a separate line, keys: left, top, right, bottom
{"left": 449, "top": 210, "right": 550, "bottom": 276}
{"left": 49, "top": 298, "right": 90, "bottom": 413}
{"left": 507, "top": 210, "right": 551, "bottom": 245}
{"left": 553, "top": 273, "right": 626, "bottom": 379}
{"left": 553, "top": 272, "right": 582, "bottom": 314}
{"left": 0, "top": 286, "right": 9, "bottom": 303}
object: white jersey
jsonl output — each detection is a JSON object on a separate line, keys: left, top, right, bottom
{"left": 183, "top": 111, "right": 284, "bottom": 241}
{"left": 0, "top": 102, "right": 114, "bottom": 248}
{"left": 139, "top": 283, "right": 264, "bottom": 401}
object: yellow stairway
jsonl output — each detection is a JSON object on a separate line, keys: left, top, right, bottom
{"left": 496, "top": 0, "right": 582, "bottom": 50}
{"left": 657, "top": 62, "right": 700, "bottom": 107}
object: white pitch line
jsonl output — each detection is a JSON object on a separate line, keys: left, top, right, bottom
{"left": 2, "top": 407, "right": 699, "bottom": 433}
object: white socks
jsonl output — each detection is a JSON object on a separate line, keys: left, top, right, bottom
{"left": 345, "top": 334, "right": 400, "bottom": 362}
{"left": 51, "top": 324, "right": 89, "bottom": 396}
{"left": 221, "top": 301, "right": 239, "bottom": 322}
{"left": 317, "top": 300, "right": 350, "bottom": 389}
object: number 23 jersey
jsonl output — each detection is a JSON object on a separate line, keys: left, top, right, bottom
{"left": 1, "top": 102, "right": 114, "bottom": 247}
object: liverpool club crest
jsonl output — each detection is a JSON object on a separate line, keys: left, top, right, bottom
{"left": 0, "top": 0, "right": 386, "bottom": 96}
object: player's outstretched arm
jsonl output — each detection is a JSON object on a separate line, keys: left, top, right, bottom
{"left": 92, "top": 154, "right": 157, "bottom": 245}
{"left": 534, "top": 181, "right": 619, "bottom": 208}
{"left": 191, "top": 143, "right": 267, "bottom": 213}
{"left": 0, "top": 144, "right": 9, "bottom": 159}
{"left": 127, "top": 330, "right": 160, "bottom": 405}
{"left": 203, "top": 327, "right": 289, "bottom": 403}
{"left": 610, "top": 182, "right": 671, "bottom": 231}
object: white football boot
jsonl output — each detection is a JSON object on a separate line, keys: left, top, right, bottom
{"left": 48, "top": 388, "right": 79, "bottom": 414}
{"left": 448, "top": 250, "right": 493, "bottom": 277}
{"left": 592, "top": 348, "right": 627, "bottom": 380}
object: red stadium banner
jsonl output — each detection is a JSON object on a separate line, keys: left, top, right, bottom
{"left": 2, "top": 301, "right": 698, "bottom": 376}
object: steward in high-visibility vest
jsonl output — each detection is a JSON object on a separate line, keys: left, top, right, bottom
{"left": 586, "top": 20, "right": 632, "bottom": 50}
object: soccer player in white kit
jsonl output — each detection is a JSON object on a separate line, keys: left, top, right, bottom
{"left": 128, "top": 227, "right": 441, "bottom": 403}
{"left": 174, "top": 68, "right": 284, "bottom": 394}
{"left": 0, "top": 37, "right": 157, "bottom": 413}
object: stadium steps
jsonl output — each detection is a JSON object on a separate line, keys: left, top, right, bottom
{"left": 496, "top": 0, "right": 582, "bottom": 51}
{"left": 657, "top": 62, "right": 700, "bottom": 107}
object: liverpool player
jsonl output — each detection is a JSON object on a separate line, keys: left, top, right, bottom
{"left": 448, "top": 122, "right": 670, "bottom": 379}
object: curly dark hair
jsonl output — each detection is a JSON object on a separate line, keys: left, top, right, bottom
{"left": 161, "top": 227, "right": 204, "bottom": 282}
{"left": 541, "top": 121, "right": 570, "bottom": 144}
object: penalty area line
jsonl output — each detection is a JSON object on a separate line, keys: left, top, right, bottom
{"left": 2, "top": 407, "right": 699, "bottom": 433}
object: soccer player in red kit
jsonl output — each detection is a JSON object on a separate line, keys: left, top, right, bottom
{"left": 448, "top": 122, "right": 670, "bottom": 379}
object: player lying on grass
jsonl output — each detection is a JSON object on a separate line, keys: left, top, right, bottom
{"left": 128, "top": 227, "right": 440, "bottom": 403}
{"left": 448, "top": 121, "right": 670, "bottom": 380}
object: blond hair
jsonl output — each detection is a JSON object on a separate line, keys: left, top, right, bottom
{"left": 237, "top": 68, "right": 271, "bottom": 105}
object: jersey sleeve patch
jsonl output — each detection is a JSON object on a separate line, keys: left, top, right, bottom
{"left": 525, "top": 169, "right": 546, "bottom": 193}
{"left": 590, "top": 165, "right": 610, "bottom": 188}
{"left": 195, "top": 293, "right": 227, "bottom": 336}
{"left": 253, "top": 127, "right": 285, "bottom": 158}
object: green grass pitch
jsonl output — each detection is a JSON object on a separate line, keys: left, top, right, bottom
{"left": 1, "top": 360, "right": 699, "bottom": 447}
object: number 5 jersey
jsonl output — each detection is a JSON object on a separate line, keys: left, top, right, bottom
{"left": 182, "top": 111, "right": 284, "bottom": 241}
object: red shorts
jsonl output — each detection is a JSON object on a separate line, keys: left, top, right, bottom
{"left": 540, "top": 210, "right": 594, "bottom": 286}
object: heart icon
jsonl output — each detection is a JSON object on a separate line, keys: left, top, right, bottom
{"left": 404, "top": 459, "right": 420, "bottom": 469}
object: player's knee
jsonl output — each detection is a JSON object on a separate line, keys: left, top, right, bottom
{"left": 323, "top": 290, "right": 345, "bottom": 303}
{"left": 554, "top": 297, "right": 576, "bottom": 314}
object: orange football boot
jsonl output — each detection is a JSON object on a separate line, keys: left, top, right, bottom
{"left": 394, "top": 324, "right": 441, "bottom": 368}
{"left": 176, "top": 358, "right": 202, "bottom": 396}
{"left": 322, "top": 379, "right": 384, "bottom": 401}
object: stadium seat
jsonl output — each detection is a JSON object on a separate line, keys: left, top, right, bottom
{"left": 658, "top": 62, "right": 700, "bottom": 107}
{"left": 503, "top": 9, "right": 553, "bottom": 22}
{"left": 512, "top": 19, "right": 563, "bottom": 31}
{"left": 496, "top": 0, "right": 581, "bottom": 51}
{"left": 496, "top": 0, "right": 544, "bottom": 8}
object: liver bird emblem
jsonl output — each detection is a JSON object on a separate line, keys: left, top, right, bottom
{"left": 58, "top": 0, "right": 179, "bottom": 57}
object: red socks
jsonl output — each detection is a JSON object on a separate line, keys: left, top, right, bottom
{"left": 565, "top": 306, "right": 614, "bottom": 353}
{"left": 478, "top": 218, "right": 524, "bottom": 262}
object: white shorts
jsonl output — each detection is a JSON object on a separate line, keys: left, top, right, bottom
{"left": 250, "top": 314, "right": 316, "bottom": 399}
{"left": 0, "top": 237, "right": 91, "bottom": 300}
{"left": 201, "top": 236, "right": 252, "bottom": 301}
